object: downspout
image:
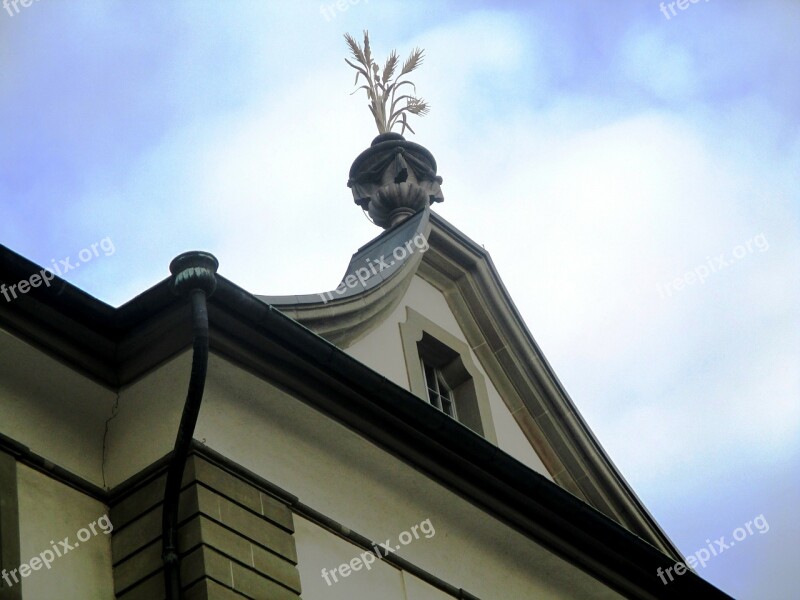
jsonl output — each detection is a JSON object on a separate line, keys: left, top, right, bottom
{"left": 161, "top": 251, "right": 218, "bottom": 600}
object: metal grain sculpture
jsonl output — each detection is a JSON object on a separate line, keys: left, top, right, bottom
{"left": 344, "top": 30, "right": 429, "bottom": 135}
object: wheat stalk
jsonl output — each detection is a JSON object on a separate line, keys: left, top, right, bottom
{"left": 344, "top": 31, "right": 430, "bottom": 136}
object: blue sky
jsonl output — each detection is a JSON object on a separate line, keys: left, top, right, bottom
{"left": 1, "top": 1, "right": 798, "bottom": 597}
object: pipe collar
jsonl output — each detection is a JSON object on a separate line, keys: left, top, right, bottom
{"left": 169, "top": 251, "right": 219, "bottom": 297}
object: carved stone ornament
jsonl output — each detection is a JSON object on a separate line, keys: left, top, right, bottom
{"left": 348, "top": 132, "right": 444, "bottom": 229}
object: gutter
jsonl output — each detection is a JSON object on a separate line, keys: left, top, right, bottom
{"left": 207, "top": 277, "right": 733, "bottom": 600}
{"left": 0, "top": 242, "right": 731, "bottom": 599}
{"left": 160, "top": 252, "right": 218, "bottom": 600}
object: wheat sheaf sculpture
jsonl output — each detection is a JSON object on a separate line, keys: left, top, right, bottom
{"left": 344, "top": 30, "right": 430, "bottom": 136}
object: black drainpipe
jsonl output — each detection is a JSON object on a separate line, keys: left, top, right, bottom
{"left": 161, "top": 251, "right": 218, "bottom": 600}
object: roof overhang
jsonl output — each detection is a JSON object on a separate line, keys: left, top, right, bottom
{"left": 0, "top": 240, "right": 731, "bottom": 599}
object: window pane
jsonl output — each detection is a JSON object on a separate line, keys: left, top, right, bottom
{"left": 437, "top": 373, "right": 450, "bottom": 392}
{"left": 424, "top": 364, "right": 437, "bottom": 388}
{"left": 421, "top": 361, "right": 458, "bottom": 418}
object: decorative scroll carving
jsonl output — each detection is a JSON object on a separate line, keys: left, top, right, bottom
{"left": 348, "top": 133, "right": 444, "bottom": 229}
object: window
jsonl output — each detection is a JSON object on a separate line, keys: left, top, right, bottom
{"left": 422, "top": 361, "right": 457, "bottom": 418}
{"left": 400, "top": 308, "right": 497, "bottom": 443}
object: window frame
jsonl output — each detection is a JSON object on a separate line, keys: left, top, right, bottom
{"left": 421, "top": 359, "right": 458, "bottom": 419}
{"left": 400, "top": 308, "right": 497, "bottom": 443}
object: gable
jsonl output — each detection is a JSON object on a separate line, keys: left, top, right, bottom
{"left": 264, "top": 209, "right": 681, "bottom": 558}
{"left": 345, "top": 275, "right": 553, "bottom": 479}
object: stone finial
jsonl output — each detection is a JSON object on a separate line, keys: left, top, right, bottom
{"left": 348, "top": 133, "right": 443, "bottom": 229}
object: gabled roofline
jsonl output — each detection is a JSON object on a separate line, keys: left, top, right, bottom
{"left": 0, "top": 242, "right": 730, "bottom": 599}
{"left": 419, "top": 212, "right": 684, "bottom": 559}
{"left": 257, "top": 208, "right": 430, "bottom": 346}
{"left": 260, "top": 210, "right": 682, "bottom": 559}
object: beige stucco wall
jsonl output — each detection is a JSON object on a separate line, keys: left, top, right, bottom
{"left": 342, "top": 305, "right": 412, "bottom": 391}
{"left": 103, "top": 350, "right": 192, "bottom": 488}
{"left": 0, "top": 328, "right": 116, "bottom": 487}
{"left": 2, "top": 337, "right": 622, "bottom": 599}
{"left": 16, "top": 465, "right": 114, "bottom": 599}
{"left": 184, "top": 355, "right": 620, "bottom": 600}
{"left": 346, "top": 275, "right": 552, "bottom": 478}
{"left": 101, "top": 352, "right": 621, "bottom": 598}
{"left": 0, "top": 290, "right": 613, "bottom": 599}
{"left": 294, "top": 515, "right": 407, "bottom": 600}
{"left": 0, "top": 272, "right": 550, "bottom": 490}
{"left": 294, "top": 515, "right": 454, "bottom": 600}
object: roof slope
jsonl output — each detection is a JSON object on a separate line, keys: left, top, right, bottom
{"left": 0, "top": 238, "right": 731, "bottom": 599}
{"left": 261, "top": 208, "right": 681, "bottom": 560}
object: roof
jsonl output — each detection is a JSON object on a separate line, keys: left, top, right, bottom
{"left": 0, "top": 233, "right": 731, "bottom": 599}
{"left": 261, "top": 209, "right": 681, "bottom": 559}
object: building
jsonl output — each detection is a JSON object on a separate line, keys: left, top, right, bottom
{"left": 0, "top": 133, "right": 730, "bottom": 599}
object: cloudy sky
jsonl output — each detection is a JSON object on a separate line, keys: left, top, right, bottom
{"left": 1, "top": 1, "right": 798, "bottom": 597}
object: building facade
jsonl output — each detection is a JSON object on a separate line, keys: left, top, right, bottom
{"left": 0, "top": 135, "right": 730, "bottom": 599}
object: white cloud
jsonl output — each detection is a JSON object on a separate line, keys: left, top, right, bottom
{"left": 3, "top": 3, "right": 797, "bottom": 597}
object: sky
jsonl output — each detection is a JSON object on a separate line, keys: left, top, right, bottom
{"left": 1, "top": 1, "right": 798, "bottom": 598}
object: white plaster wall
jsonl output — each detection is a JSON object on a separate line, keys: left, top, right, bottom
{"left": 486, "top": 386, "right": 551, "bottom": 477}
{"left": 190, "top": 355, "right": 623, "bottom": 600}
{"left": 396, "top": 276, "right": 466, "bottom": 342}
{"left": 346, "top": 276, "right": 552, "bottom": 479}
{"left": 103, "top": 350, "right": 191, "bottom": 488}
{"left": 294, "top": 515, "right": 456, "bottom": 600}
{"left": 402, "top": 572, "right": 454, "bottom": 600}
{"left": 0, "top": 329, "right": 116, "bottom": 487}
{"left": 345, "top": 306, "right": 412, "bottom": 390}
{"left": 16, "top": 465, "right": 114, "bottom": 600}
{"left": 17, "top": 340, "right": 621, "bottom": 598}
{"left": 294, "top": 515, "right": 406, "bottom": 600}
